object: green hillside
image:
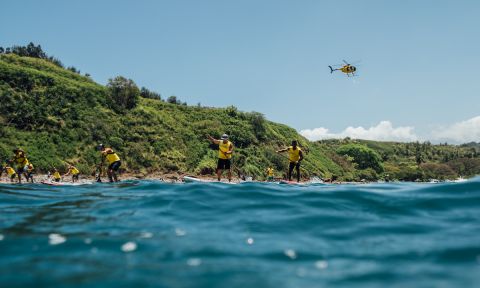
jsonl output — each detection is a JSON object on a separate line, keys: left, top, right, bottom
{"left": 1, "top": 45, "right": 479, "bottom": 181}
{"left": 313, "top": 139, "right": 480, "bottom": 181}
{"left": 0, "top": 51, "right": 337, "bottom": 179}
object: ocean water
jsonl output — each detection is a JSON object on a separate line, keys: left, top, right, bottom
{"left": 1, "top": 179, "right": 479, "bottom": 288}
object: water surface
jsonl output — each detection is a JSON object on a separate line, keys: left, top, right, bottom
{"left": 1, "top": 179, "right": 479, "bottom": 287}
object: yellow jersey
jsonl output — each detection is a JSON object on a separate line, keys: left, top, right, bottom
{"left": 70, "top": 167, "right": 80, "bottom": 175}
{"left": 266, "top": 168, "right": 274, "bottom": 176}
{"left": 14, "top": 152, "right": 29, "bottom": 167}
{"left": 288, "top": 146, "right": 302, "bottom": 162}
{"left": 218, "top": 140, "right": 233, "bottom": 160}
{"left": 103, "top": 149, "right": 121, "bottom": 164}
{"left": 53, "top": 171, "right": 61, "bottom": 180}
{"left": 6, "top": 167, "right": 16, "bottom": 176}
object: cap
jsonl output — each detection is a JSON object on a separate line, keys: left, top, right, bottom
{"left": 221, "top": 134, "right": 229, "bottom": 140}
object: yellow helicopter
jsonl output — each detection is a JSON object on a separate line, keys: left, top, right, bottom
{"left": 329, "top": 60, "right": 358, "bottom": 77}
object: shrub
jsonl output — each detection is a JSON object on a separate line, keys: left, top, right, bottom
{"left": 107, "top": 76, "right": 140, "bottom": 112}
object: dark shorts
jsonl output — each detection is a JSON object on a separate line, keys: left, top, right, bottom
{"left": 10, "top": 174, "right": 16, "bottom": 180}
{"left": 289, "top": 161, "right": 300, "bottom": 170}
{"left": 72, "top": 174, "right": 79, "bottom": 181}
{"left": 109, "top": 161, "right": 121, "bottom": 172}
{"left": 217, "top": 158, "right": 231, "bottom": 170}
{"left": 16, "top": 165, "right": 26, "bottom": 174}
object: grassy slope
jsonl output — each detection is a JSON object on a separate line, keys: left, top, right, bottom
{"left": 0, "top": 54, "right": 341, "bottom": 179}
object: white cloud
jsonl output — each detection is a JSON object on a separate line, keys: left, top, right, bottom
{"left": 300, "top": 121, "right": 418, "bottom": 142}
{"left": 430, "top": 116, "right": 480, "bottom": 143}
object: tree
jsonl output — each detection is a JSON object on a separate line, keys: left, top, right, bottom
{"left": 140, "top": 87, "right": 162, "bottom": 100}
{"left": 336, "top": 144, "right": 384, "bottom": 173}
{"left": 167, "top": 95, "right": 179, "bottom": 104}
{"left": 415, "top": 141, "right": 423, "bottom": 165}
{"left": 248, "top": 111, "right": 267, "bottom": 141}
{"left": 106, "top": 76, "right": 140, "bottom": 112}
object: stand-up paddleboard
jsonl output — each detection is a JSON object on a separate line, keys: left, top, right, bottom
{"left": 182, "top": 176, "right": 238, "bottom": 184}
{"left": 183, "top": 176, "right": 208, "bottom": 183}
{"left": 41, "top": 180, "right": 93, "bottom": 186}
{"left": 278, "top": 180, "right": 305, "bottom": 185}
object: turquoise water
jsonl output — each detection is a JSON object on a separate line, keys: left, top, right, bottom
{"left": 1, "top": 179, "right": 479, "bottom": 287}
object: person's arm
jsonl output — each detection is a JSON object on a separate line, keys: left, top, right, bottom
{"left": 64, "top": 168, "right": 71, "bottom": 177}
{"left": 226, "top": 143, "right": 234, "bottom": 155}
{"left": 276, "top": 147, "right": 288, "bottom": 153}
{"left": 207, "top": 135, "right": 220, "bottom": 145}
{"left": 299, "top": 150, "right": 304, "bottom": 162}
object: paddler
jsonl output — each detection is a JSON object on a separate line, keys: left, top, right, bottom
{"left": 11, "top": 148, "right": 29, "bottom": 184}
{"left": 97, "top": 144, "right": 121, "bottom": 182}
{"left": 4, "top": 163, "right": 17, "bottom": 182}
{"left": 266, "top": 166, "right": 275, "bottom": 182}
{"left": 64, "top": 164, "right": 80, "bottom": 183}
{"left": 207, "top": 134, "right": 234, "bottom": 182}
{"left": 51, "top": 167, "right": 62, "bottom": 182}
{"left": 25, "top": 163, "right": 34, "bottom": 183}
{"left": 276, "top": 140, "right": 304, "bottom": 182}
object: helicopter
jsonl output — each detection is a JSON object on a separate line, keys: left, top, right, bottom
{"left": 329, "top": 60, "right": 358, "bottom": 77}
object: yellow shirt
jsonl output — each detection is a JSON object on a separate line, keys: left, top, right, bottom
{"left": 218, "top": 140, "right": 233, "bottom": 160}
{"left": 6, "top": 167, "right": 16, "bottom": 176}
{"left": 53, "top": 172, "right": 61, "bottom": 180}
{"left": 70, "top": 167, "right": 80, "bottom": 175}
{"left": 103, "top": 149, "right": 121, "bottom": 164}
{"left": 14, "top": 153, "right": 29, "bottom": 167}
{"left": 288, "top": 146, "right": 302, "bottom": 162}
{"left": 266, "top": 168, "right": 274, "bottom": 176}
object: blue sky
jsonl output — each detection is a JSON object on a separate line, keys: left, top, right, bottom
{"left": 2, "top": 0, "right": 479, "bottom": 143}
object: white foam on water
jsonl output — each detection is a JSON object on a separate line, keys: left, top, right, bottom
{"left": 187, "top": 258, "right": 202, "bottom": 267}
{"left": 315, "top": 260, "right": 328, "bottom": 270}
{"left": 84, "top": 238, "right": 92, "bottom": 244}
{"left": 284, "top": 249, "right": 297, "bottom": 260}
{"left": 121, "top": 241, "right": 137, "bottom": 252}
{"left": 48, "top": 233, "right": 66, "bottom": 245}
{"left": 140, "top": 232, "right": 153, "bottom": 239}
{"left": 246, "top": 237, "right": 254, "bottom": 245}
{"left": 175, "top": 228, "right": 187, "bottom": 237}
{"left": 0, "top": 234, "right": 4, "bottom": 241}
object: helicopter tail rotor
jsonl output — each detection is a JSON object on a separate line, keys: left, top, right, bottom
{"left": 328, "top": 66, "right": 335, "bottom": 73}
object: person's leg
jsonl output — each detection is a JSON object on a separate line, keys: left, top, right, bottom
{"left": 112, "top": 171, "right": 119, "bottom": 182}
{"left": 288, "top": 162, "right": 294, "bottom": 181}
{"left": 107, "top": 169, "right": 114, "bottom": 182}
{"left": 296, "top": 162, "right": 301, "bottom": 182}
{"left": 225, "top": 159, "right": 232, "bottom": 182}
{"left": 216, "top": 159, "right": 224, "bottom": 181}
